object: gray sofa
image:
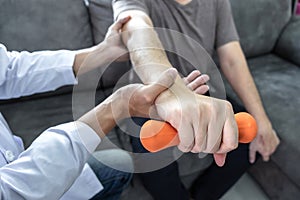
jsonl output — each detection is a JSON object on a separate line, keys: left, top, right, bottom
{"left": 0, "top": 0, "right": 299, "bottom": 199}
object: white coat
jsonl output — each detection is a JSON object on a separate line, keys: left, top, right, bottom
{"left": 0, "top": 44, "right": 103, "bottom": 200}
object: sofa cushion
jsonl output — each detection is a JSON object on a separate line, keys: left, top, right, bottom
{"left": 248, "top": 54, "right": 300, "bottom": 188}
{"left": 88, "top": 0, "right": 113, "bottom": 44}
{"left": 224, "top": 54, "right": 300, "bottom": 188}
{"left": 0, "top": 0, "right": 93, "bottom": 51}
{"left": 275, "top": 16, "right": 300, "bottom": 66}
{"left": 249, "top": 158, "right": 300, "bottom": 200}
{"left": 229, "top": 0, "right": 292, "bottom": 58}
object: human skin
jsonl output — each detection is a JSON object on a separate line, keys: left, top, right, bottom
{"left": 217, "top": 42, "right": 279, "bottom": 163}
{"left": 78, "top": 68, "right": 178, "bottom": 139}
{"left": 116, "top": 0, "right": 279, "bottom": 164}
{"left": 118, "top": 10, "right": 238, "bottom": 167}
{"left": 73, "top": 16, "right": 131, "bottom": 76}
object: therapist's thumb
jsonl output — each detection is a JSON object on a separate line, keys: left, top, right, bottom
{"left": 144, "top": 68, "right": 178, "bottom": 99}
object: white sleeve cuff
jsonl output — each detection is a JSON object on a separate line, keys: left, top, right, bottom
{"left": 74, "top": 121, "right": 101, "bottom": 153}
{"left": 57, "top": 50, "right": 78, "bottom": 86}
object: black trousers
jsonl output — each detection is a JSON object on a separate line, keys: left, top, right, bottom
{"left": 131, "top": 97, "right": 255, "bottom": 200}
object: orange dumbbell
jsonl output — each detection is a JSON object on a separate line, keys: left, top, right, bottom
{"left": 140, "top": 112, "right": 257, "bottom": 152}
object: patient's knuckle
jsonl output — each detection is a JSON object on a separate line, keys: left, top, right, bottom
{"left": 178, "top": 145, "right": 191, "bottom": 153}
{"left": 228, "top": 142, "right": 238, "bottom": 151}
{"left": 225, "top": 101, "right": 233, "bottom": 112}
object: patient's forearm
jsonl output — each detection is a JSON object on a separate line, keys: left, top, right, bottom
{"left": 120, "top": 11, "right": 186, "bottom": 87}
{"left": 119, "top": 12, "right": 196, "bottom": 111}
{"left": 125, "top": 28, "right": 171, "bottom": 81}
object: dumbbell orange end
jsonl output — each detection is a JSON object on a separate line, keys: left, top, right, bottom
{"left": 234, "top": 112, "right": 257, "bottom": 143}
{"left": 140, "top": 120, "right": 179, "bottom": 152}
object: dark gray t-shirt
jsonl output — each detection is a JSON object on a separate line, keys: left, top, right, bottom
{"left": 112, "top": 0, "right": 239, "bottom": 171}
{"left": 113, "top": 0, "right": 239, "bottom": 76}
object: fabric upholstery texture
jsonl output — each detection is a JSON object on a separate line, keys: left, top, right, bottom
{"left": 224, "top": 54, "right": 300, "bottom": 189}
{"left": 229, "top": 0, "right": 292, "bottom": 58}
{"left": 248, "top": 55, "right": 300, "bottom": 189}
{"left": 89, "top": 0, "right": 114, "bottom": 43}
{"left": 0, "top": 0, "right": 93, "bottom": 51}
{"left": 275, "top": 16, "right": 300, "bottom": 66}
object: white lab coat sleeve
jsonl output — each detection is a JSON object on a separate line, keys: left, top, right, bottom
{"left": 0, "top": 121, "right": 101, "bottom": 200}
{"left": 0, "top": 44, "right": 77, "bottom": 100}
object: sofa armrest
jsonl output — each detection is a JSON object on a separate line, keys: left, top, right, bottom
{"left": 274, "top": 17, "right": 300, "bottom": 66}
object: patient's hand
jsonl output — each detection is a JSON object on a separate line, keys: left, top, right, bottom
{"left": 154, "top": 71, "right": 237, "bottom": 167}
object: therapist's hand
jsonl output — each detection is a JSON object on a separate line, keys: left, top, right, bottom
{"left": 103, "top": 16, "right": 131, "bottom": 62}
{"left": 120, "top": 68, "right": 178, "bottom": 118}
{"left": 73, "top": 16, "right": 131, "bottom": 75}
{"left": 78, "top": 68, "right": 178, "bottom": 138}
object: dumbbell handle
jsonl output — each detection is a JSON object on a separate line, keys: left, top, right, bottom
{"left": 140, "top": 112, "right": 257, "bottom": 152}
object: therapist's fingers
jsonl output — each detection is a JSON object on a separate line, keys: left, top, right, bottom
{"left": 183, "top": 70, "right": 202, "bottom": 84}
{"left": 110, "top": 16, "right": 131, "bottom": 32}
{"left": 183, "top": 70, "right": 210, "bottom": 95}
{"left": 187, "top": 74, "right": 210, "bottom": 91}
{"left": 194, "top": 84, "right": 209, "bottom": 95}
{"left": 128, "top": 68, "right": 178, "bottom": 118}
